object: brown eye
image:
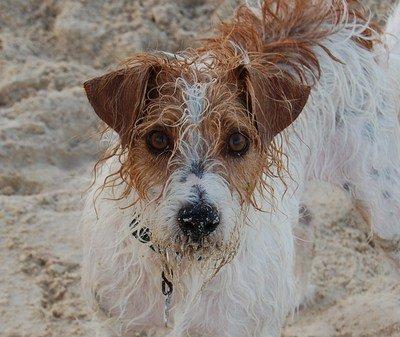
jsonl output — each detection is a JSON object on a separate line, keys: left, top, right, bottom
{"left": 227, "top": 132, "right": 250, "bottom": 156}
{"left": 147, "top": 130, "right": 171, "bottom": 154}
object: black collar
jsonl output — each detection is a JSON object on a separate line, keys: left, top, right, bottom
{"left": 129, "top": 218, "right": 156, "bottom": 252}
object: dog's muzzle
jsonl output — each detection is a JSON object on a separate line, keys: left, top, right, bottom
{"left": 177, "top": 202, "right": 220, "bottom": 241}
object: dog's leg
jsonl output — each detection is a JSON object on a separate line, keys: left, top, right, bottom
{"left": 354, "top": 199, "right": 400, "bottom": 269}
{"left": 339, "top": 130, "right": 400, "bottom": 267}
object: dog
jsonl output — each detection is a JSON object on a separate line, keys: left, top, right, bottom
{"left": 81, "top": 1, "right": 400, "bottom": 336}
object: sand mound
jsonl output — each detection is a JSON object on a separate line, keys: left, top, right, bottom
{"left": 0, "top": 1, "right": 398, "bottom": 336}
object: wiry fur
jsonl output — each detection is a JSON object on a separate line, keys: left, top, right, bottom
{"left": 82, "top": 1, "right": 400, "bottom": 336}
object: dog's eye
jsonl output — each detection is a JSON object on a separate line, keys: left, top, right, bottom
{"left": 147, "top": 131, "right": 171, "bottom": 154}
{"left": 227, "top": 132, "right": 250, "bottom": 156}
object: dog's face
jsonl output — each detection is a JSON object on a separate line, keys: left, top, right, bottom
{"left": 84, "top": 54, "right": 310, "bottom": 259}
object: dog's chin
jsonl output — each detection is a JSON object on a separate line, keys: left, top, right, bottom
{"left": 152, "top": 231, "right": 238, "bottom": 268}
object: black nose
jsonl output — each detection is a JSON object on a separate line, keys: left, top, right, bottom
{"left": 177, "top": 203, "right": 220, "bottom": 241}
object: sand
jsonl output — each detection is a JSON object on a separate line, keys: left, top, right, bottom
{"left": 0, "top": 1, "right": 399, "bottom": 336}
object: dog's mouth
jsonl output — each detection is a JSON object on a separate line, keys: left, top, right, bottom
{"left": 129, "top": 216, "right": 224, "bottom": 260}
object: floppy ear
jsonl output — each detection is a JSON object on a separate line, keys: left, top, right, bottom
{"left": 234, "top": 66, "right": 311, "bottom": 142}
{"left": 84, "top": 61, "right": 160, "bottom": 144}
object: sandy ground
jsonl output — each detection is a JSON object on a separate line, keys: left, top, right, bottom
{"left": 0, "top": 1, "right": 399, "bottom": 336}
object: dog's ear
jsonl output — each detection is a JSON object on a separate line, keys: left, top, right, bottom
{"left": 84, "top": 61, "right": 161, "bottom": 144}
{"left": 234, "top": 65, "right": 311, "bottom": 142}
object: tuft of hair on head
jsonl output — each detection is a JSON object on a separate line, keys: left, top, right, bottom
{"left": 201, "top": 0, "right": 380, "bottom": 142}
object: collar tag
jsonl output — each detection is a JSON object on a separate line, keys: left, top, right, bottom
{"left": 161, "top": 271, "right": 173, "bottom": 327}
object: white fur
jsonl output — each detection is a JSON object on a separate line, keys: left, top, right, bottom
{"left": 178, "top": 79, "right": 208, "bottom": 124}
{"left": 82, "top": 2, "right": 400, "bottom": 336}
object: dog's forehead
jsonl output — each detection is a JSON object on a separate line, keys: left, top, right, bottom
{"left": 148, "top": 61, "right": 244, "bottom": 128}
{"left": 179, "top": 79, "right": 209, "bottom": 124}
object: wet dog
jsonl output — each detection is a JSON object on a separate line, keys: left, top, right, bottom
{"left": 81, "top": 1, "right": 400, "bottom": 336}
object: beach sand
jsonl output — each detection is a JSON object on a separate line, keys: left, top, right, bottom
{"left": 0, "top": 1, "right": 399, "bottom": 336}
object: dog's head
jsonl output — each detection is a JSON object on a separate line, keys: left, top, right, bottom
{"left": 84, "top": 53, "right": 310, "bottom": 258}
{"left": 83, "top": 1, "right": 350, "bottom": 264}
